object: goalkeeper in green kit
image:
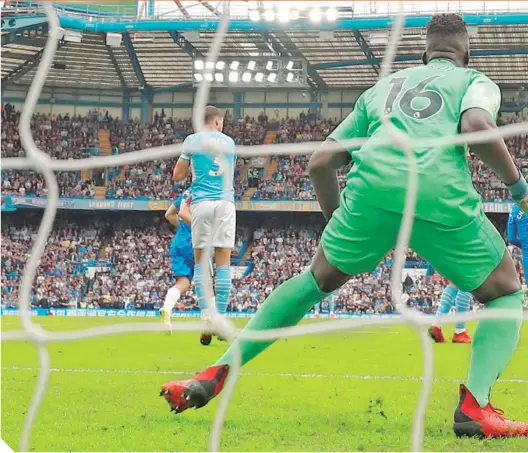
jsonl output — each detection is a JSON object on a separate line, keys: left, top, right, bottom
{"left": 161, "top": 14, "right": 527, "bottom": 438}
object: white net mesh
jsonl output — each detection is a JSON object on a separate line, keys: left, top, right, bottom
{"left": 2, "top": 3, "right": 528, "bottom": 452}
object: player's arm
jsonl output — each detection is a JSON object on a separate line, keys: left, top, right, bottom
{"left": 178, "top": 197, "right": 192, "bottom": 226}
{"left": 507, "top": 210, "right": 522, "bottom": 247}
{"left": 308, "top": 94, "right": 368, "bottom": 221}
{"left": 308, "top": 140, "right": 350, "bottom": 221}
{"left": 164, "top": 204, "right": 180, "bottom": 227}
{"left": 461, "top": 109, "right": 518, "bottom": 184}
{"left": 460, "top": 75, "right": 528, "bottom": 209}
{"left": 173, "top": 154, "right": 190, "bottom": 181}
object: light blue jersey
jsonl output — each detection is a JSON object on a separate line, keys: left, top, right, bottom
{"left": 507, "top": 204, "right": 528, "bottom": 278}
{"left": 181, "top": 131, "right": 237, "bottom": 204}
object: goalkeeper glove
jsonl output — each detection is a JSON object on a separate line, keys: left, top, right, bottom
{"left": 506, "top": 173, "right": 528, "bottom": 214}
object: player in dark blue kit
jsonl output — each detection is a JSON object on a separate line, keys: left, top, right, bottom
{"left": 507, "top": 203, "right": 528, "bottom": 279}
{"left": 160, "top": 190, "right": 217, "bottom": 344}
{"left": 160, "top": 191, "right": 194, "bottom": 332}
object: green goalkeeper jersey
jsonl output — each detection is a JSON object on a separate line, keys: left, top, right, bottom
{"left": 329, "top": 59, "right": 501, "bottom": 227}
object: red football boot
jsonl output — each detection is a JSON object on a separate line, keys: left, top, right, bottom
{"left": 428, "top": 326, "right": 446, "bottom": 343}
{"left": 454, "top": 384, "right": 528, "bottom": 438}
{"left": 160, "top": 364, "right": 229, "bottom": 414}
{"left": 452, "top": 331, "right": 472, "bottom": 343}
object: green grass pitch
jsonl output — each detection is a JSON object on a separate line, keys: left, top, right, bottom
{"left": 1, "top": 317, "right": 527, "bottom": 452}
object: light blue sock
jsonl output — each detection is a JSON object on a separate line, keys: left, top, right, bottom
{"left": 328, "top": 294, "right": 336, "bottom": 314}
{"left": 455, "top": 291, "right": 471, "bottom": 332}
{"left": 434, "top": 284, "right": 457, "bottom": 326}
{"left": 215, "top": 265, "right": 231, "bottom": 315}
{"left": 193, "top": 264, "right": 208, "bottom": 312}
{"left": 314, "top": 302, "right": 321, "bottom": 314}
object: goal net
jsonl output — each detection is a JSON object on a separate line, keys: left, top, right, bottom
{"left": 2, "top": 3, "right": 527, "bottom": 452}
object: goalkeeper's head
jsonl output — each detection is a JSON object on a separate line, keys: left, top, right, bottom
{"left": 424, "top": 13, "right": 470, "bottom": 68}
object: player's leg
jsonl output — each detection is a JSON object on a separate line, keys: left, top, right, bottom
{"left": 210, "top": 245, "right": 350, "bottom": 370}
{"left": 328, "top": 294, "right": 336, "bottom": 317}
{"left": 313, "top": 302, "right": 321, "bottom": 317}
{"left": 461, "top": 252, "right": 526, "bottom": 436}
{"left": 160, "top": 246, "right": 351, "bottom": 413}
{"left": 452, "top": 290, "right": 472, "bottom": 343}
{"left": 190, "top": 201, "right": 216, "bottom": 344}
{"left": 160, "top": 198, "right": 401, "bottom": 413}
{"left": 160, "top": 276, "right": 191, "bottom": 330}
{"left": 211, "top": 200, "right": 237, "bottom": 318}
{"left": 429, "top": 284, "right": 457, "bottom": 343}
{"left": 193, "top": 247, "right": 215, "bottom": 345}
{"left": 213, "top": 247, "right": 231, "bottom": 316}
{"left": 412, "top": 211, "right": 527, "bottom": 437}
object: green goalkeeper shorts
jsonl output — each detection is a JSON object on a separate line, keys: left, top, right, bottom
{"left": 321, "top": 192, "right": 506, "bottom": 292}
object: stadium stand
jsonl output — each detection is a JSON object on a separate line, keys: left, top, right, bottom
{"left": 2, "top": 104, "right": 527, "bottom": 315}
{"left": 1, "top": 107, "right": 527, "bottom": 202}
{"left": 1, "top": 210, "right": 526, "bottom": 313}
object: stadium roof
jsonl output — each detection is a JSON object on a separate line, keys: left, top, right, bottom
{"left": 1, "top": 1, "right": 528, "bottom": 90}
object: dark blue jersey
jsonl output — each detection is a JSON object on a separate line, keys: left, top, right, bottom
{"left": 507, "top": 204, "right": 528, "bottom": 249}
{"left": 169, "top": 191, "right": 192, "bottom": 257}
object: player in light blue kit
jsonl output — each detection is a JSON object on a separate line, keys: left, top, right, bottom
{"left": 429, "top": 284, "right": 473, "bottom": 343}
{"left": 507, "top": 203, "right": 528, "bottom": 280}
{"left": 160, "top": 191, "right": 194, "bottom": 332}
{"left": 314, "top": 291, "right": 337, "bottom": 317}
{"left": 173, "top": 106, "right": 237, "bottom": 343}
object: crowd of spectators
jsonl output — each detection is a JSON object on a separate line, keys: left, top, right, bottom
{"left": 3, "top": 212, "right": 525, "bottom": 315}
{"left": 2, "top": 104, "right": 527, "bottom": 203}
{"left": 469, "top": 111, "right": 528, "bottom": 201}
{"left": 1, "top": 213, "right": 100, "bottom": 309}
{"left": 2, "top": 108, "right": 102, "bottom": 198}
{"left": 251, "top": 110, "right": 528, "bottom": 201}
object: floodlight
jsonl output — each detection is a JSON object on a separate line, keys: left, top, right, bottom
{"left": 214, "top": 73, "right": 224, "bottom": 82}
{"left": 249, "top": 10, "right": 260, "bottom": 22}
{"left": 205, "top": 61, "right": 215, "bottom": 70}
{"left": 326, "top": 8, "right": 338, "bottom": 22}
{"left": 278, "top": 5, "right": 290, "bottom": 23}
{"left": 309, "top": 8, "right": 322, "bottom": 23}
{"left": 255, "top": 72, "right": 264, "bottom": 82}
{"left": 286, "top": 72, "right": 294, "bottom": 82}
{"left": 286, "top": 60, "right": 294, "bottom": 70}
{"left": 194, "top": 60, "right": 204, "bottom": 70}
{"left": 266, "top": 61, "right": 274, "bottom": 71}
{"left": 264, "top": 10, "right": 274, "bottom": 21}
{"left": 204, "top": 73, "right": 214, "bottom": 82}
{"left": 267, "top": 73, "right": 277, "bottom": 82}
{"left": 242, "top": 72, "right": 252, "bottom": 82}
{"left": 290, "top": 9, "right": 300, "bottom": 20}
{"left": 230, "top": 61, "right": 240, "bottom": 70}
{"left": 229, "top": 72, "right": 239, "bottom": 82}
{"left": 215, "top": 61, "right": 225, "bottom": 70}
{"left": 194, "top": 73, "right": 203, "bottom": 82}
{"left": 247, "top": 60, "right": 256, "bottom": 71}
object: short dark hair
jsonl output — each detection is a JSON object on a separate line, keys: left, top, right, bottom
{"left": 204, "top": 105, "right": 222, "bottom": 124}
{"left": 426, "top": 13, "right": 468, "bottom": 39}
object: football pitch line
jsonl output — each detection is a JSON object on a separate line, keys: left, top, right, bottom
{"left": 3, "top": 366, "right": 527, "bottom": 384}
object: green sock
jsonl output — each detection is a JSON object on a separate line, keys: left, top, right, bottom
{"left": 215, "top": 270, "right": 328, "bottom": 367}
{"left": 467, "top": 290, "right": 523, "bottom": 407}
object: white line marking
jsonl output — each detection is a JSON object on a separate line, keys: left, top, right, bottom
{"left": 3, "top": 366, "right": 527, "bottom": 384}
